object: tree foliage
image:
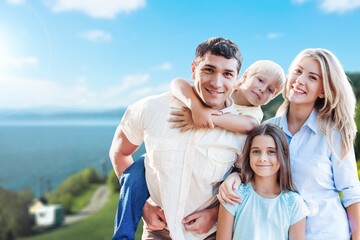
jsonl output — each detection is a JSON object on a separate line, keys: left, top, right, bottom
{"left": 47, "top": 167, "right": 101, "bottom": 213}
{"left": 107, "top": 170, "right": 120, "bottom": 193}
{"left": 0, "top": 188, "right": 33, "bottom": 239}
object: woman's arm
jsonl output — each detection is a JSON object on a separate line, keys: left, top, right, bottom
{"left": 216, "top": 204, "right": 235, "bottom": 240}
{"left": 289, "top": 218, "right": 306, "bottom": 240}
{"left": 346, "top": 202, "right": 360, "bottom": 240}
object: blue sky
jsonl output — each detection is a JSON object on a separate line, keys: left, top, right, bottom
{"left": 1, "top": 0, "right": 360, "bottom": 110}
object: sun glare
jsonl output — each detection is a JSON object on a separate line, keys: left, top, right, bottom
{"left": 0, "top": 26, "right": 14, "bottom": 68}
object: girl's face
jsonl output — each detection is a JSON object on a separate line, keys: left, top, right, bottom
{"left": 250, "top": 135, "right": 280, "bottom": 180}
{"left": 238, "top": 71, "right": 279, "bottom": 107}
{"left": 286, "top": 57, "right": 324, "bottom": 107}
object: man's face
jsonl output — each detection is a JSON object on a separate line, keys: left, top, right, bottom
{"left": 192, "top": 53, "right": 238, "bottom": 110}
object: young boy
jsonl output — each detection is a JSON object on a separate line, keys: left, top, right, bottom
{"left": 168, "top": 60, "right": 285, "bottom": 134}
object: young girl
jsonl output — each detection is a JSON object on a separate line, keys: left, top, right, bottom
{"left": 168, "top": 60, "right": 286, "bottom": 134}
{"left": 218, "top": 48, "right": 360, "bottom": 239}
{"left": 217, "top": 123, "right": 308, "bottom": 240}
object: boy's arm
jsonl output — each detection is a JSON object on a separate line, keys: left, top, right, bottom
{"left": 170, "top": 78, "right": 215, "bottom": 128}
{"left": 211, "top": 114, "right": 259, "bottom": 134}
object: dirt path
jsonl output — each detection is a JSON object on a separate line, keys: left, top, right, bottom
{"left": 64, "top": 184, "right": 109, "bottom": 225}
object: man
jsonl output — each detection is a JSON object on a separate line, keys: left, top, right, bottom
{"left": 110, "top": 37, "right": 245, "bottom": 239}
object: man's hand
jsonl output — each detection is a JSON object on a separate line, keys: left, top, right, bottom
{"left": 218, "top": 172, "right": 242, "bottom": 205}
{"left": 182, "top": 206, "right": 218, "bottom": 234}
{"left": 142, "top": 199, "right": 167, "bottom": 231}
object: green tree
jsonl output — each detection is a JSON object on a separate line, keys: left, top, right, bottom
{"left": 0, "top": 188, "right": 33, "bottom": 239}
{"left": 107, "top": 170, "right": 120, "bottom": 193}
{"left": 47, "top": 167, "right": 101, "bottom": 213}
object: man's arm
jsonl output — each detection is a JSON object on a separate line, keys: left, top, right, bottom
{"left": 109, "top": 125, "right": 139, "bottom": 178}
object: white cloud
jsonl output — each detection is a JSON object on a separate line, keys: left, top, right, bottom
{"left": 267, "top": 32, "right": 284, "bottom": 40}
{"left": 6, "top": 0, "right": 26, "bottom": 5}
{"left": 320, "top": 0, "right": 360, "bottom": 13}
{"left": 0, "top": 73, "right": 166, "bottom": 109}
{"left": 291, "top": 0, "right": 360, "bottom": 13}
{"left": 47, "top": 0, "right": 146, "bottom": 19}
{"left": 81, "top": 30, "right": 112, "bottom": 43}
{"left": 153, "top": 62, "right": 173, "bottom": 71}
{"left": 0, "top": 56, "right": 39, "bottom": 68}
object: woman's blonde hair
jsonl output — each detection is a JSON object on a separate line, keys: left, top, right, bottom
{"left": 236, "top": 60, "right": 286, "bottom": 99}
{"left": 277, "top": 48, "right": 357, "bottom": 160}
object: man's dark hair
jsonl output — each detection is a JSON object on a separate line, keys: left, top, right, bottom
{"left": 195, "top": 37, "right": 242, "bottom": 74}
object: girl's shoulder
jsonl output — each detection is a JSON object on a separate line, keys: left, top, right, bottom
{"left": 236, "top": 183, "right": 253, "bottom": 198}
{"left": 280, "top": 190, "right": 306, "bottom": 210}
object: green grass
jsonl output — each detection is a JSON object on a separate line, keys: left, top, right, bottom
{"left": 20, "top": 191, "right": 144, "bottom": 240}
{"left": 70, "top": 184, "right": 100, "bottom": 213}
{"left": 20, "top": 192, "right": 117, "bottom": 240}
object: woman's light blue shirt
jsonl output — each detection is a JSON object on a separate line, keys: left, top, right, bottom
{"left": 266, "top": 110, "right": 360, "bottom": 240}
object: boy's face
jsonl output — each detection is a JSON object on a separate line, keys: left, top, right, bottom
{"left": 192, "top": 53, "right": 238, "bottom": 110}
{"left": 239, "top": 72, "right": 279, "bottom": 107}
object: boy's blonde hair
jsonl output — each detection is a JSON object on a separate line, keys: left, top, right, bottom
{"left": 236, "top": 60, "right": 286, "bottom": 99}
{"left": 277, "top": 48, "right": 357, "bottom": 160}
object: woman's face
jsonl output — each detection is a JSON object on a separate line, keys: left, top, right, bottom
{"left": 286, "top": 57, "right": 324, "bottom": 107}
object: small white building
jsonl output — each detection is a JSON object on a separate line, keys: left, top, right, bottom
{"left": 34, "top": 205, "right": 64, "bottom": 227}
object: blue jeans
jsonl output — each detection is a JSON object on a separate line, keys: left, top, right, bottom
{"left": 113, "top": 156, "right": 150, "bottom": 240}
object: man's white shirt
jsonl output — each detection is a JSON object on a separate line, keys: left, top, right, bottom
{"left": 121, "top": 92, "right": 246, "bottom": 240}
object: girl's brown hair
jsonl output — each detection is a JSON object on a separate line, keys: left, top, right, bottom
{"left": 240, "top": 123, "right": 295, "bottom": 192}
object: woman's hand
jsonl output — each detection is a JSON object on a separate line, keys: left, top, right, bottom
{"left": 217, "top": 172, "right": 242, "bottom": 205}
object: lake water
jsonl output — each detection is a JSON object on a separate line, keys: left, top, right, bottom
{"left": 0, "top": 118, "right": 145, "bottom": 196}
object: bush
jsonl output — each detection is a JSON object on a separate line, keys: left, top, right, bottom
{"left": 107, "top": 170, "right": 120, "bottom": 193}
{"left": 0, "top": 188, "right": 33, "bottom": 239}
{"left": 48, "top": 167, "right": 101, "bottom": 213}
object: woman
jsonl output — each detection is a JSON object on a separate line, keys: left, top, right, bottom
{"left": 218, "top": 48, "right": 360, "bottom": 239}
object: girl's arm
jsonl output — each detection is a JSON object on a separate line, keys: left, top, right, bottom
{"left": 216, "top": 204, "right": 234, "bottom": 240}
{"left": 346, "top": 202, "right": 360, "bottom": 240}
{"left": 212, "top": 114, "right": 259, "bottom": 134}
{"left": 288, "top": 218, "right": 306, "bottom": 240}
{"left": 171, "top": 78, "right": 215, "bottom": 128}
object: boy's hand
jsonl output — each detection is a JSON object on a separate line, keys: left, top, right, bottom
{"left": 217, "top": 172, "right": 242, "bottom": 205}
{"left": 142, "top": 200, "right": 167, "bottom": 231}
{"left": 191, "top": 106, "right": 220, "bottom": 129}
{"left": 183, "top": 206, "right": 218, "bottom": 234}
{"left": 168, "top": 107, "right": 222, "bottom": 132}
{"left": 168, "top": 108, "right": 195, "bottom": 132}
